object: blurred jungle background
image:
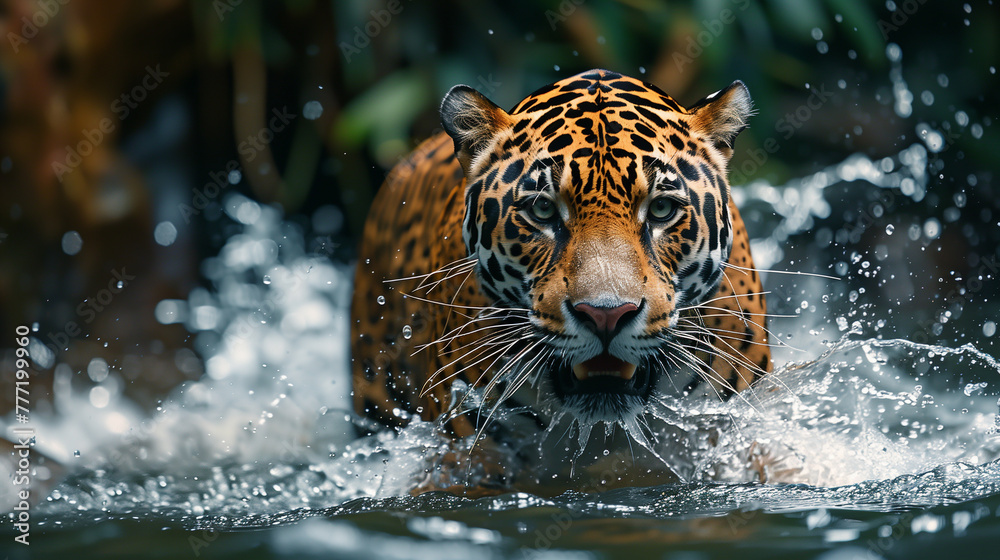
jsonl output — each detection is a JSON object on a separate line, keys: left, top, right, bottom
{"left": 0, "top": 0, "right": 997, "bottom": 414}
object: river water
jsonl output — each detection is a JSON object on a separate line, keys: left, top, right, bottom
{"left": 5, "top": 137, "right": 1000, "bottom": 558}
{"left": 4, "top": 35, "right": 1000, "bottom": 559}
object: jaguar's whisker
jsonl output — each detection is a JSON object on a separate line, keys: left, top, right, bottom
{"left": 472, "top": 338, "right": 551, "bottom": 443}
{"left": 383, "top": 255, "right": 477, "bottom": 284}
{"left": 422, "top": 324, "right": 531, "bottom": 356}
{"left": 658, "top": 341, "right": 761, "bottom": 413}
{"left": 395, "top": 291, "right": 532, "bottom": 314}
{"left": 421, "top": 340, "right": 518, "bottom": 396}
{"left": 675, "top": 318, "right": 790, "bottom": 350}
{"left": 657, "top": 347, "right": 728, "bottom": 404}
{"left": 721, "top": 261, "right": 840, "bottom": 281}
{"left": 666, "top": 329, "right": 767, "bottom": 378}
{"left": 683, "top": 307, "right": 796, "bottom": 352}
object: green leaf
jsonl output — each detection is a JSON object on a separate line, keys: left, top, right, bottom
{"left": 333, "top": 70, "right": 431, "bottom": 154}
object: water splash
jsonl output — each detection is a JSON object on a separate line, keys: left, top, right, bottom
{"left": 2, "top": 158, "right": 996, "bottom": 527}
{"left": 735, "top": 142, "right": 930, "bottom": 269}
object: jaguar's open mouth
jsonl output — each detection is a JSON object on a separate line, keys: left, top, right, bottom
{"left": 572, "top": 352, "right": 637, "bottom": 381}
{"left": 551, "top": 352, "right": 656, "bottom": 421}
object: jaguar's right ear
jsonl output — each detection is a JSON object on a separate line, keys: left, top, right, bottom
{"left": 441, "top": 85, "right": 512, "bottom": 174}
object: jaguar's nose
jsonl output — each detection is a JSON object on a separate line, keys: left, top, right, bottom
{"left": 570, "top": 302, "right": 640, "bottom": 343}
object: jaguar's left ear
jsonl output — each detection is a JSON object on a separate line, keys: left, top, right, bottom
{"left": 441, "top": 85, "right": 512, "bottom": 174}
{"left": 688, "top": 81, "right": 754, "bottom": 159}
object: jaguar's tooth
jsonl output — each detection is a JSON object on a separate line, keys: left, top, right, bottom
{"left": 572, "top": 363, "right": 588, "bottom": 381}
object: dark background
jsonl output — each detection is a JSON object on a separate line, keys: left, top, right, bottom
{"left": 0, "top": 0, "right": 997, "bottom": 412}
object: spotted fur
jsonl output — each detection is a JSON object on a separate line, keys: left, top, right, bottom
{"left": 351, "top": 70, "right": 770, "bottom": 439}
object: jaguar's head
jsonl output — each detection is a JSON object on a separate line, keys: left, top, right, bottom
{"left": 440, "top": 69, "right": 754, "bottom": 424}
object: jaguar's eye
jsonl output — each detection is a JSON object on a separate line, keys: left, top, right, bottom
{"left": 530, "top": 197, "right": 557, "bottom": 222}
{"left": 648, "top": 198, "right": 677, "bottom": 221}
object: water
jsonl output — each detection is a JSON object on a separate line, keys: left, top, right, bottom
{"left": 3, "top": 159, "right": 999, "bottom": 557}
{"left": 5, "top": 43, "right": 1000, "bottom": 558}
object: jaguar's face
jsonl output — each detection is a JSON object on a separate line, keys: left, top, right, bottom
{"left": 441, "top": 70, "right": 753, "bottom": 423}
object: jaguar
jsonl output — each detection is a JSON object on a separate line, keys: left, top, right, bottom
{"left": 350, "top": 69, "right": 771, "bottom": 489}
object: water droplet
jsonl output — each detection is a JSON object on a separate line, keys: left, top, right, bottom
{"left": 984, "top": 321, "right": 997, "bottom": 337}
{"left": 923, "top": 218, "right": 941, "bottom": 239}
{"left": 74, "top": 450, "right": 81, "bottom": 457}
{"left": 377, "top": 295, "right": 386, "bottom": 305}
{"left": 402, "top": 325, "right": 412, "bottom": 339}
{"left": 303, "top": 100, "right": 324, "bottom": 120}
{"left": 263, "top": 275, "right": 271, "bottom": 285}
{"left": 886, "top": 224, "right": 895, "bottom": 235}
{"left": 88, "top": 357, "right": 109, "bottom": 382}
{"left": 154, "top": 221, "right": 178, "bottom": 247}
{"left": 886, "top": 43, "right": 902, "bottom": 63}
{"left": 964, "top": 382, "right": 988, "bottom": 396}
{"left": 62, "top": 230, "right": 83, "bottom": 255}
